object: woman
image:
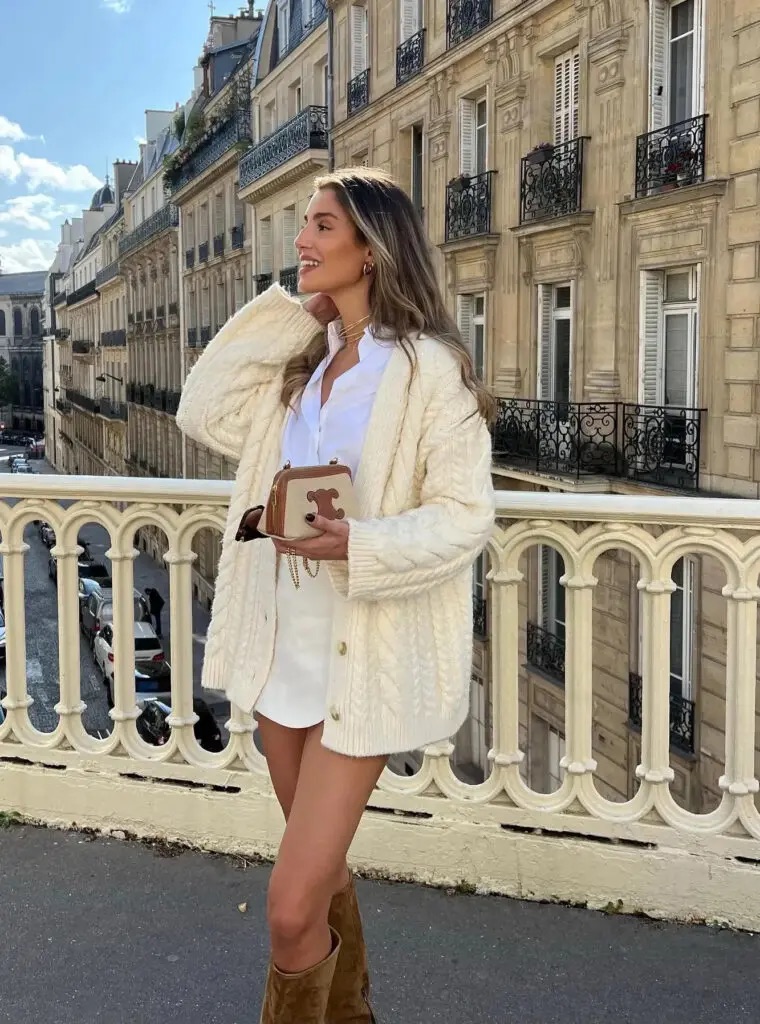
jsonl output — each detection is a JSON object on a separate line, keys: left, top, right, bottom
{"left": 177, "top": 167, "right": 495, "bottom": 1023}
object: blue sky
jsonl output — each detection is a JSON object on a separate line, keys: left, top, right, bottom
{"left": 0, "top": 0, "right": 217, "bottom": 272}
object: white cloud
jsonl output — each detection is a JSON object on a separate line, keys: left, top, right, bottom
{"left": 134, "top": 136, "right": 147, "bottom": 146}
{"left": 0, "top": 145, "right": 21, "bottom": 183}
{"left": 0, "top": 116, "right": 30, "bottom": 143}
{"left": 0, "top": 194, "right": 78, "bottom": 232}
{"left": 13, "top": 154, "right": 101, "bottom": 192}
{"left": 0, "top": 237, "right": 57, "bottom": 272}
{"left": 102, "top": 0, "right": 132, "bottom": 11}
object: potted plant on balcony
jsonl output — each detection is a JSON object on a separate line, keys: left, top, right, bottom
{"left": 526, "top": 141, "right": 555, "bottom": 166}
{"left": 660, "top": 159, "right": 683, "bottom": 191}
{"left": 448, "top": 173, "right": 471, "bottom": 193}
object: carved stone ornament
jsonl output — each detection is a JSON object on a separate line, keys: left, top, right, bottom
{"left": 520, "top": 238, "right": 533, "bottom": 284}
{"left": 428, "top": 114, "right": 452, "bottom": 162}
{"left": 485, "top": 30, "right": 521, "bottom": 87}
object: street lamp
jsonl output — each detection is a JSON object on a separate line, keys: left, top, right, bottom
{"left": 96, "top": 373, "right": 124, "bottom": 384}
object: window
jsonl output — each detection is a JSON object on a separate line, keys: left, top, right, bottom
{"left": 554, "top": 49, "right": 580, "bottom": 144}
{"left": 13, "top": 308, "right": 22, "bottom": 336}
{"left": 0, "top": 311, "right": 5, "bottom": 335}
{"left": 457, "top": 293, "right": 485, "bottom": 379}
{"left": 669, "top": 557, "right": 695, "bottom": 700}
{"left": 411, "top": 124, "right": 424, "bottom": 214}
{"left": 201, "top": 285, "right": 210, "bottom": 328}
{"left": 259, "top": 217, "right": 273, "bottom": 274}
{"left": 290, "top": 80, "right": 303, "bottom": 116}
{"left": 539, "top": 546, "right": 566, "bottom": 647}
{"left": 277, "top": 0, "right": 290, "bottom": 56}
{"left": 649, "top": 0, "right": 703, "bottom": 129}
{"left": 531, "top": 716, "right": 566, "bottom": 793}
{"left": 281, "top": 207, "right": 297, "bottom": 268}
{"left": 30, "top": 308, "right": 40, "bottom": 335}
{"left": 399, "top": 0, "right": 421, "bottom": 42}
{"left": 537, "top": 283, "right": 572, "bottom": 403}
{"left": 214, "top": 193, "right": 226, "bottom": 239}
{"left": 459, "top": 97, "right": 487, "bottom": 176}
{"left": 639, "top": 267, "right": 699, "bottom": 408}
{"left": 350, "top": 4, "right": 369, "bottom": 78}
{"left": 265, "top": 99, "right": 277, "bottom": 135}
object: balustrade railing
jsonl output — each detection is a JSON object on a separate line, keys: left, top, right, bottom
{"left": 255, "top": 272, "right": 273, "bottom": 294}
{"left": 99, "top": 401, "right": 128, "bottom": 422}
{"left": 635, "top": 115, "right": 707, "bottom": 199}
{"left": 396, "top": 30, "right": 425, "bottom": 85}
{"left": 198, "top": 241, "right": 209, "bottom": 264}
{"left": 230, "top": 224, "right": 245, "bottom": 250}
{"left": 279, "top": 265, "right": 299, "bottom": 294}
{"left": 66, "top": 280, "right": 97, "bottom": 306}
{"left": 187, "top": 327, "right": 198, "bottom": 347}
{"left": 520, "top": 137, "right": 587, "bottom": 224}
{"left": 213, "top": 234, "right": 225, "bottom": 258}
{"left": 445, "top": 171, "right": 495, "bottom": 240}
{"left": 67, "top": 389, "right": 100, "bottom": 414}
{"left": 72, "top": 339, "right": 93, "bottom": 355}
{"left": 447, "top": 0, "right": 492, "bottom": 48}
{"left": 119, "top": 205, "right": 179, "bottom": 258}
{"left": 95, "top": 260, "right": 120, "bottom": 288}
{"left": 239, "top": 106, "right": 328, "bottom": 188}
{"left": 347, "top": 69, "right": 370, "bottom": 115}
{"left": 620, "top": 404, "right": 704, "bottom": 491}
{"left": 185, "top": 248, "right": 195, "bottom": 269}
{"left": 200, "top": 326, "right": 212, "bottom": 345}
{"left": 628, "top": 672, "right": 695, "bottom": 755}
{"left": 169, "top": 113, "right": 252, "bottom": 194}
{"left": 527, "top": 622, "right": 566, "bottom": 684}
{"left": 101, "top": 329, "right": 127, "bottom": 347}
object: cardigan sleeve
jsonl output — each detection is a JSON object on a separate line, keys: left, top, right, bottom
{"left": 176, "top": 286, "right": 322, "bottom": 461}
{"left": 328, "top": 369, "right": 495, "bottom": 602}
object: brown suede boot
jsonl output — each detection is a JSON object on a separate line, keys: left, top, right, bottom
{"left": 325, "top": 876, "right": 377, "bottom": 1023}
{"left": 260, "top": 927, "right": 341, "bottom": 1024}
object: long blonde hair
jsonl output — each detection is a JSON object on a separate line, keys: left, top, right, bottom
{"left": 281, "top": 167, "right": 495, "bottom": 422}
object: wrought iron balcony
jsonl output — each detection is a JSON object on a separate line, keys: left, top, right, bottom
{"left": 396, "top": 30, "right": 425, "bottom": 86}
{"left": 55, "top": 399, "right": 72, "bottom": 415}
{"left": 628, "top": 672, "right": 695, "bottom": 755}
{"left": 492, "top": 399, "right": 619, "bottom": 478}
{"left": 145, "top": 308, "right": 154, "bottom": 321}
{"left": 95, "top": 260, "right": 120, "bottom": 288}
{"left": 620, "top": 404, "right": 704, "bottom": 491}
{"left": 185, "top": 248, "right": 195, "bottom": 270}
{"left": 135, "top": 311, "right": 144, "bottom": 323}
{"left": 635, "top": 115, "right": 707, "bottom": 199}
{"left": 472, "top": 594, "right": 487, "bottom": 639}
{"left": 101, "top": 329, "right": 127, "bottom": 347}
{"left": 255, "top": 272, "right": 273, "bottom": 294}
{"left": 527, "top": 622, "right": 565, "bottom": 684}
{"left": 99, "top": 401, "right": 128, "bottom": 422}
{"left": 53, "top": 290, "right": 67, "bottom": 306}
{"left": 126, "top": 383, "right": 137, "bottom": 403}
{"left": 447, "top": 0, "right": 492, "bottom": 48}
{"left": 68, "top": 389, "right": 100, "bottom": 414}
{"left": 187, "top": 327, "right": 198, "bottom": 347}
{"left": 66, "top": 280, "right": 97, "bottom": 306}
{"left": 348, "top": 69, "right": 370, "bottom": 116}
{"left": 166, "top": 390, "right": 181, "bottom": 415}
{"left": 200, "top": 326, "right": 212, "bottom": 345}
{"left": 520, "top": 138, "right": 587, "bottom": 224}
{"left": 230, "top": 224, "right": 245, "bottom": 250}
{"left": 445, "top": 171, "right": 495, "bottom": 241}
{"left": 213, "top": 234, "right": 225, "bottom": 258}
{"left": 279, "top": 265, "right": 299, "bottom": 294}
{"left": 168, "top": 113, "right": 252, "bottom": 194}
{"left": 198, "top": 241, "right": 209, "bottom": 263}
{"left": 169, "top": 301, "right": 179, "bottom": 317}
{"left": 54, "top": 327, "right": 70, "bottom": 341}
{"left": 127, "top": 313, "right": 134, "bottom": 325}
{"left": 239, "top": 106, "right": 328, "bottom": 188}
{"left": 277, "top": 0, "right": 327, "bottom": 60}
{"left": 72, "top": 339, "right": 93, "bottom": 355}
{"left": 156, "top": 304, "right": 165, "bottom": 319}
{"left": 119, "top": 205, "right": 179, "bottom": 258}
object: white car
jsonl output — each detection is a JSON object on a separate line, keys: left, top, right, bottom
{"left": 93, "top": 620, "right": 171, "bottom": 705}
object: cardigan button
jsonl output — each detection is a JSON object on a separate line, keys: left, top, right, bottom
{"left": 330, "top": 706, "right": 341, "bottom": 722}
{"left": 337, "top": 642, "right": 347, "bottom": 656}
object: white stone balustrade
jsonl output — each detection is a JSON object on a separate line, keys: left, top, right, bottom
{"left": 2, "top": 476, "right": 760, "bottom": 928}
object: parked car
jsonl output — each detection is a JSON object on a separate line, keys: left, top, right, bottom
{"left": 77, "top": 577, "right": 108, "bottom": 617}
{"left": 94, "top": 621, "right": 170, "bottom": 705}
{"left": 135, "top": 697, "right": 223, "bottom": 752}
{"left": 0, "top": 608, "right": 5, "bottom": 662}
{"left": 80, "top": 587, "right": 151, "bottom": 645}
{"left": 48, "top": 556, "right": 111, "bottom": 587}
{"left": 11, "top": 459, "right": 33, "bottom": 474}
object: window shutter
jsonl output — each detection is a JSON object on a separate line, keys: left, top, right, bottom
{"left": 214, "top": 193, "right": 226, "bottom": 236}
{"left": 537, "top": 284, "right": 553, "bottom": 401}
{"left": 457, "top": 293, "right": 474, "bottom": 354}
{"left": 259, "top": 218, "right": 273, "bottom": 273}
{"left": 351, "top": 5, "right": 368, "bottom": 77}
{"left": 277, "top": 0, "right": 289, "bottom": 55}
{"left": 201, "top": 286, "right": 210, "bottom": 327}
{"left": 459, "top": 99, "right": 476, "bottom": 176}
{"left": 639, "top": 271, "right": 663, "bottom": 404}
{"left": 539, "top": 546, "right": 551, "bottom": 629}
{"left": 649, "top": 0, "right": 668, "bottom": 129}
{"left": 282, "top": 208, "right": 297, "bottom": 267}
{"left": 554, "top": 51, "right": 579, "bottom": 144}
{"left": 400, "top": 0, "right": 419, "bottom": 42}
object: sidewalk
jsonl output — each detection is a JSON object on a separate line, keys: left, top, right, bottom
{"left": 0, "top": 822, "right": 758, "bottom": 1024}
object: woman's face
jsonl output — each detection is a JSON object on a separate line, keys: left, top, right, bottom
{"left": 295, "top": 188, "right": 371, "bottom": 296}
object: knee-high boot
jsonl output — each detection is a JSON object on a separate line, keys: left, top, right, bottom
{"left": 260, "top": 927, "right": 341, "bottom": 1024}
{"left": 325, "top": 876, "right": 377, "bottom": 1023}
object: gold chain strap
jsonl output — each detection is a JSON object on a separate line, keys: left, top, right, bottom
{"left": 286, "top": 550, "right": 321, "bottom": 590}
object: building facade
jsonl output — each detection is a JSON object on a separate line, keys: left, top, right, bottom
{"left": 0, "top": 271, "right": 46, "bottom": 434}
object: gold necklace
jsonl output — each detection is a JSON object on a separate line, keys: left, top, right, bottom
{"left": 339, "top": 314, "right": 371, "bottom": 347}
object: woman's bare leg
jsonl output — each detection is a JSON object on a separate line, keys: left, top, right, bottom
{"left": 267, "top": 723, "right": 387, "bottom": 972}
{"left": 256, "top": 714, "right": 309, "bottom": 820}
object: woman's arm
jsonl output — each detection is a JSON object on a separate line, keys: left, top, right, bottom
{"left": 327, "top": 369, "right": 495, "bottom": 601}
{"left": 176, "top": 286, "right": 322, "bottom": 460}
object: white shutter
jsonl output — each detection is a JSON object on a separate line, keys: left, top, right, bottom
{"left": 537, "top": 284, "right": 553, "bottom": 401}
{"left": 639, "top": 272, "right": 664, "bottom": 405}
{"left": 649, "top": 0, "right": 668, "bottom": 129}
{"left": 282, "top": 208, "right": 297, "bottom": 267}
{"left": 259, "top": 218, "right": 273, "bottom": 274}
{"left": 201, "top": 286, "right": 210, "bottom": 327}
{"left": 457, "top": 294, "right": 474, "bottom": 356}
{"left": 214, "top": 193, "right": 225, "bottom": 237}
{"left": 400, "top": 0, "right": 420, "bottom": 42}
{"left": 277, "top": 0, "right": 289, "bottom": 55}
{"left": 459, "top": 99, "right": 476, "bottom": 176}
{"left": 554, "top": 50, "right": 580, "bottom": 144}
{"left": 350, "top": 5, "right": 368, "bottom": 77}
{"left": 539, "top": 546, "right": 551, "bottom": 629}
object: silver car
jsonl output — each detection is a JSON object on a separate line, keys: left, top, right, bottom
{"left": 80, "top": 588, "right": 152, "bottom": 646}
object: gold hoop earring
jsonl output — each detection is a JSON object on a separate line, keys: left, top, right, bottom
{"left": 362, "top": 261, "right": 374, "bottom": 276}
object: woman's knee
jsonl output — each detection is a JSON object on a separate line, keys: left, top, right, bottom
{"left": 267, "top": 872, "right": 328, "bottom": 945}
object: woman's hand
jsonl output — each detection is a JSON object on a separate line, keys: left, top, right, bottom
{"left": 303, "top": 293, "right": 339, "bottom": 327}
{"left": 272, "top": 515, "right": 349, "bottom": 561}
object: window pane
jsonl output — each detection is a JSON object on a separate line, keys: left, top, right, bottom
{"left": 474, "top": 295, "right": 485, "bottom": 317}
{"left": 669, "top": 20, "right": 694, "bottom": 123}
{"left": 670, "top": 559, "right": 685, "bottom": 695}
{"left": 664, "top": 313, "right": 689, "bottom": 405}
{"left": 473, "top": 323, "right": 485, "bottom": 378}
{"left": 671, "top": 0, "right": 694, "bottom": 37}
{"left": 554, "top": 285, "right": 571, "bottom": 309}
{"left": 553, "top": 319, "right": 571, "bottom": 403}
{"left": 665, "top": 271, "right": 692, "bottom": 302}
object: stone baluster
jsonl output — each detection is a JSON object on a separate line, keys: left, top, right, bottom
{"left": 53, "top": 538, "right": 87, "bottom": 743}
{"left": 106, "top": 545, "right": 141, "bottom": 749}
{"left": 562, "top": 572, "right": 598, "bottom": 777}
{"left": 164, "top": 549, "right": 201, "bottom": 759}
{"left": 0, "top": 532, "right": 35, "bottom": 743}
{"left": 635, "top": 576, "right": 676, "bottom": 788}
{"left": 720, "top": 583, "right": 760, "bottom": 800}
{"left": 488, "top": 564, "right": 525, "bottom": 779}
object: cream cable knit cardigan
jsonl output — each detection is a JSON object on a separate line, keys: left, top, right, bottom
{"left": 176, "top": 285, "right": 495, "bottom": 757}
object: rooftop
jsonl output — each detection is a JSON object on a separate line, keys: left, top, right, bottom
{"left": 0, "top": 271, "right": 46, "bottom": 296}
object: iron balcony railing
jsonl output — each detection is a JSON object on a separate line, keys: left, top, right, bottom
{"left": 200, "top": 326, "right": 212, "bottom": 345}
{"left": 255, "top": 272, "right": 273, "bottom": 294}
{"left": 628, "top": 672, "right": 695, "bottom": 755}
{"left": 95, "top": 260, "right": 120, "bottom": 288}
{"left": 491, "top": 398, "right": 705, "bottom": 490}
{"left": 135, "top": 311, "right": 144, "bottom": 323}
{"left": 55, "top": 399, "right": 72, "bottom": 415}
{"left": 169, "top": 112, "right": 252, "bottom": 194}
{"left": 187, "top": 327, "right": 198, "bottom": 347}
{"left": 213, "top": 234, "right": 225, "bottom": 258}
{"left": 620, "top": 404, "right": 705, "bottom": 492}
{"left": 447, "top": 0, "right": 492, "bottom": 48}
{"left": 230, "top": 224, "right": 245, "bottom": 250}
{"left": 68, "top": 389, "right": 100, "bottom": 414}
{"left": 169, "top": 301, "right": 179, "bottom": 317}
{"left": 279, "top": 265, "right": 299, "bottom": 294}
{"left": 166, "top": 390, "right": 181, "bottom": 415}
{"left": 239, "top": 106, "right": 328, "bottom": 188}
{"left": 54, "top": 327, "right": 70, "bottom": 341}
{"left": 397, "top": 30, "right": 426, "bottom": 86}
{"left": 445, "top": 171, "right": 495, "bottom": 241}
{"left": 185, "top": 248, "right": 195, "bottom": 269}
{"left": 145, "top": 308, "right": 154, "bottom": 322}
{"left": 53, "top": 290, "right": 67, "bottom": 306}
{"left": 99, "top": 401, "right": 128, "bottom": 422}
{"left": 119, "top": 205, "right": 179, "bottom": 258}
{"left": 348, "top": 69, "right": 370, "bottom": 115}
{"left": 520, "top": 137, "right": 587, "bottom": 224}
{"left": 101, "top": 329, "right": 127, "bottom": 347}
{"left": 635, "top": 115, "right": 707, "bottom": 199}
{"left": 72, "top": 339, "right": 93, "bottom": 355}
{"left": 527, "top": 622, "right": 565, "bottom": 684}
{"left": 472, "top": 595, "right": 487, "bottom": 639}
{"left": 198, "top": 241, "right": 209, "bottom": 263}
{"left": 277, "top": 0, "right": 327, "bottom": 61}
{"left": 66, "top": 280, "right": 97, "bottom": 306}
